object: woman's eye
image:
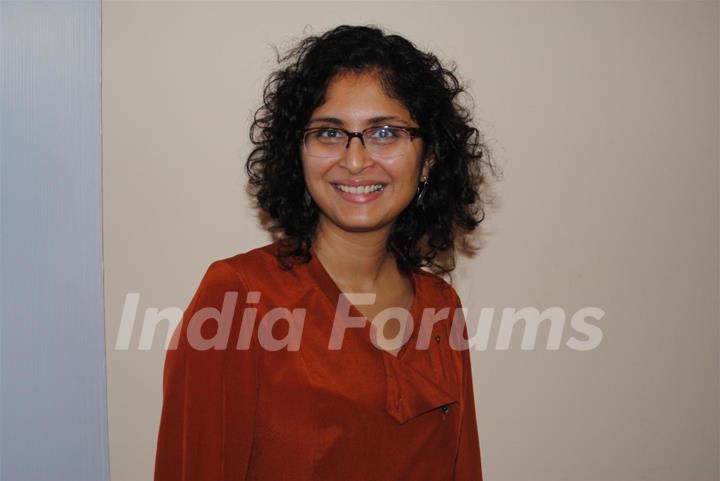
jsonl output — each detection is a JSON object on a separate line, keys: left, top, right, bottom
{"left": 369, "top": 127, "right": 399, "bottom": 140}
{"left": 317, "top": 128, "right": 341, "bottom": 138}
{"left": 307, "top": 129, "right": 343, "bottom": 143}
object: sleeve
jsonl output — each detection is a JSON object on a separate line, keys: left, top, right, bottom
{"left": 154, "top": 260, "right": 261, "bottom": 481}
{"left": 452, "top": 293, "right": 484, "bottom": 481}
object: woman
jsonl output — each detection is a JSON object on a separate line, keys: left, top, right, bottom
{"left": 155, "top": 24, "right": 497, "bottom": 481}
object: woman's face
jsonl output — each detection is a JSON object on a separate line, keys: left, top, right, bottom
{"left": 301, "top": 71, "right": 431, "bottom": 234}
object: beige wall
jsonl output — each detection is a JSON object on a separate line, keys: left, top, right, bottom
{"left": 102, "top": 2, "right": 719, "bottom": 480}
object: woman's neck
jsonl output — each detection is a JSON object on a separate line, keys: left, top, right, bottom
{"left": 311, "top": 217, "right": 396, "bottom": 292}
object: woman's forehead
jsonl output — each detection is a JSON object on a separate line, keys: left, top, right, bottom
{"left": 311, "top": 72, "right": 413, "bottom": 125}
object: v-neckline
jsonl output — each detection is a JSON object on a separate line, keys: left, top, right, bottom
{"left": 306, "top": 244, "right": 422, "bottom": 361}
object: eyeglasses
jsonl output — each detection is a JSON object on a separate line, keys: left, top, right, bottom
{"left": 301, "top": 125, "right": 422, "bottom": 160}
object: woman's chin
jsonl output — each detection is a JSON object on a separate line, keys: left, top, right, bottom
{"left": 320, "top": 212, "right": 391, "bottom": 233}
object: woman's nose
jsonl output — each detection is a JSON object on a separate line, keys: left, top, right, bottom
{"left": 339, "top": 136, "right": 374, "bottom": 173}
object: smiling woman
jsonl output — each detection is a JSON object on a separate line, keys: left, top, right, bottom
{"left": 154, "top": 24, "right": 499, "bottom": 481}
{"left": 301, "top": 71, "right": 431, "bottom": 236}
{"left": 246, "top": 26, "right": 498, "bottom": 277}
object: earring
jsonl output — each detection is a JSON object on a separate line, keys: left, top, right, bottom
{"left": 303, "top": 187, "right": 312, "bottom": 208}
{"left": 416, "top": 177, "right": 428, "bottom": 208}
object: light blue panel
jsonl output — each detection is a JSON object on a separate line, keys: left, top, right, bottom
{"left": 0, "top": 1, "right": 109, "bottom": 480}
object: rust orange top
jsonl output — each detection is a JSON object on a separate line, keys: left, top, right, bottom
{"left": 154, "top": 241, "right": 483, "bottom": 480}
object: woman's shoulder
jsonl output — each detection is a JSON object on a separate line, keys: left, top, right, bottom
{"left": 413, "top": 267, "right": 462, "bottom": 307}
{"left": 205, "top": 240, "right": 301, "bottom": 289}
{"left": 217, "top": 240, "right": 278, "bottom": 270}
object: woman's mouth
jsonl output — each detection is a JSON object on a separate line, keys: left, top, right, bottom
{"left": 331, "top": 183, "right": 385, "bottom": 203}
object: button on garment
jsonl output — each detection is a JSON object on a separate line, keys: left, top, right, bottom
{"left": 154, "top": 241, "right": 483, "bottom": 481}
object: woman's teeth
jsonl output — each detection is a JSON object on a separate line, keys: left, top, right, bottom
{"left": 335, "top": 184, "right": 384, "bottom": 194}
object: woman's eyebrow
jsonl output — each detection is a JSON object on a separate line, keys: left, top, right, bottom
{"left": 308, "top": 116, "right": 343, "bottom": 125}
{"left": 367, "top": 115, "right": 408, "bottom": 125}
{"left": 308, "top": 115, "right": 410, "bottom": 126}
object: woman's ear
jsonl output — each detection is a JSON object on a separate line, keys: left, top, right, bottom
{"left": 421, "top": 153, "right": 435, "bottom": 180}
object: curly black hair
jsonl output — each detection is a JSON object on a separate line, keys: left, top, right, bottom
{"left": 246, "top": 24, "right": 500, "bottom": 278}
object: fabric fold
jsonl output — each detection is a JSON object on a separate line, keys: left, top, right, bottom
{"left": 382, "top": 354, "right": 458, "bottom": 424}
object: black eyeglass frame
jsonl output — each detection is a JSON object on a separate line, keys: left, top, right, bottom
{"left": 299, "top": 124, "right": 423, "bottom": 150}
